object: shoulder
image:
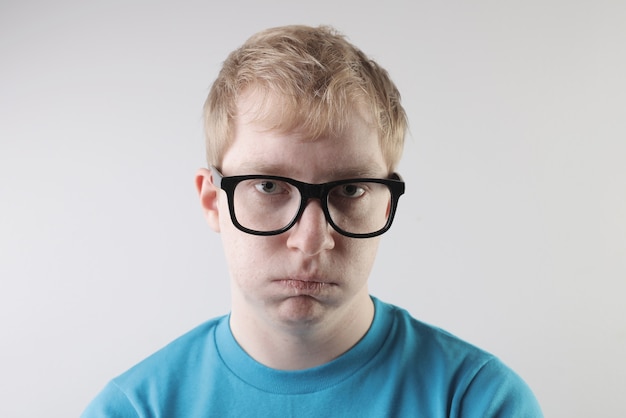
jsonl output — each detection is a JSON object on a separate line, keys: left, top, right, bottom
{"left": 377, "top": 299, "right": 493, "bottom": 366}
{"left": 117, "top": 315, "right": 225, "bottom": 383}
{"left": 81, "top": 380, "right": 139, "bottom": 418}
{"left": 374, "top": 299, "right": 544, "bottom": 417}
{"left": 81, "top": 315, "right": 227, "bottom": 417}
{"left": 458, "top": 356, "right": 544, "bottom": 416}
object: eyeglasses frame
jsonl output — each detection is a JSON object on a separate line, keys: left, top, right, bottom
{"left": 210, "top": 166, "right": 405, "bottom": 239}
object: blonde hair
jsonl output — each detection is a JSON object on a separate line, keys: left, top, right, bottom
{"left": 203, "top": 25, "right": 407, "bottom": 172}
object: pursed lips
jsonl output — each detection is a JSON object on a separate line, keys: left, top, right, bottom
{"left": 275, "top": 275, "right": 335, "bottom": 292}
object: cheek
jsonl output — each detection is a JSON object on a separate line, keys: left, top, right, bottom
{"left": 360, "top": 241, "right": 380, "bottom": 271}
{"left": 217, "top": 194, "right": 232, "bottom": 232}
{"left": 337, "top": 237, "right": 381, "bottom": 277}
{"left": 220, "top": 229, "right": 283, "bottom": 283}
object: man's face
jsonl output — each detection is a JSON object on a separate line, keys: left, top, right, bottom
{"left": 207, "top": 94, "right": 389, "bottom": 330}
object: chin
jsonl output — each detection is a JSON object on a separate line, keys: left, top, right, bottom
{"left": 273, "top": 295, "right": 329, "bottom": 327}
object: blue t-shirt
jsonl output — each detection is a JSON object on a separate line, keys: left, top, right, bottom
{"left": 82, "top": 297, "right": 543, "bottom": 417}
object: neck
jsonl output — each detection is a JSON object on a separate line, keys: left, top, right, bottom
{"left": 229, "top": 293, "right": 375, "bottom": 370}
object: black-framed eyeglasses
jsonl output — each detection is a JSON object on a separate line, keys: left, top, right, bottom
{"left": 211, "top": 166, "right": 405, "bottom": 238}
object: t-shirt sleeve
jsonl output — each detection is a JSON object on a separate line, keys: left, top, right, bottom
{"left": 460, "top": 357, "right": 544, "bottom": 418}
{"left": 80, "top": 381, "right": 140, "bottom": 418}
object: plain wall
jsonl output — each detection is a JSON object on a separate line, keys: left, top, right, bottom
{"left": 1, "top": 1, "right": 625, "bottom": 417}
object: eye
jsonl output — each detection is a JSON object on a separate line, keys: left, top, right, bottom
{"left": 254, "top": 180, "right": 285, "bottom": 195}
{"left": 337, "top": 183, "right": 366, "bottom": 198}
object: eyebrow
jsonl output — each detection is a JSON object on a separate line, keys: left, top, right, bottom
{"left": 231, "top": 163, "right": 387, "bottom": 180}
{"left": 328, "top": 166, "right": 388, "bottom": 179}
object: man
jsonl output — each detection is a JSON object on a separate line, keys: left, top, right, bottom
{"left": 82, "top": 25, "right": 543, "bottom": 417}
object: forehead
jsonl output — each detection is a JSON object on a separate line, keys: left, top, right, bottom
{"left": 235, "top": 87, "right": 376, "bottom": 143}
{"left": 223, "top": 91, "right": 387, "bottom": 180}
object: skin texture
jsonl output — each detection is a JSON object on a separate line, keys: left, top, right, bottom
{"left": 196, "top": 92, "right": 388, "bottom": 370}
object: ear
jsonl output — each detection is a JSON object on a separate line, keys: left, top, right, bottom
{"left": 195, "top": 168, "right": 221, "bottom": 232}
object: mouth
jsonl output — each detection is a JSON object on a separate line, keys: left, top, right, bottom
{"left": 280, "top": 279, "right": 328, "bottom": 291}
{"left": 274, "top": 276, "right": 336, "bottom": 295}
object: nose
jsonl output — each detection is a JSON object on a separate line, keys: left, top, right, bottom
{"left": 286, "top": 199, "right": 335, "bottom": 256}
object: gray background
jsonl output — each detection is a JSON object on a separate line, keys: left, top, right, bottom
{"left": 1, "top": 0, "right": 625, "bottom": 417}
